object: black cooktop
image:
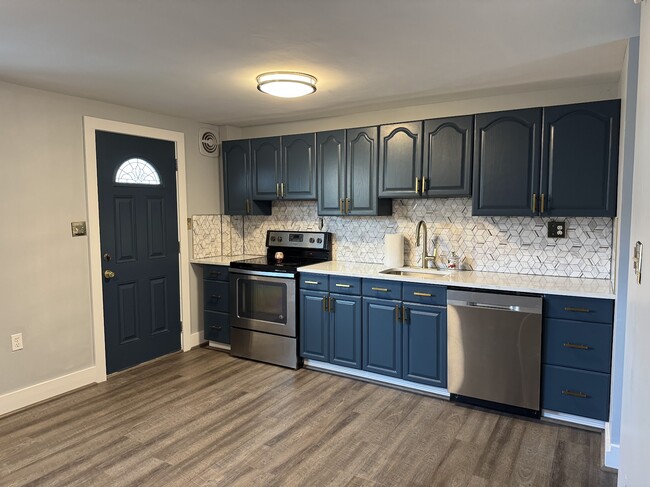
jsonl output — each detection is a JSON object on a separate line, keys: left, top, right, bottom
{"left": 230, "top": 230, "right": 332, "bottom": 274}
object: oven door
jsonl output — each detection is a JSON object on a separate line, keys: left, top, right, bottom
{"left": 229, "top": 269, "right": 296, "bottom": 337}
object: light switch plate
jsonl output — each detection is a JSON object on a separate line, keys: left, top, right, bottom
{"left": 71, "top": 221, "right": 87, "bottom": 237}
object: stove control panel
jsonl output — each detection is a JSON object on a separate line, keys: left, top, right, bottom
{"left": 267, "top": 231, "right": 331, "bottom": 250}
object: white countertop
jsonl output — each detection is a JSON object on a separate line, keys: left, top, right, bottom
{"left": 190, "top": 255, "right": 263, "bottom": 266}
{"left": 297, "top": 261, "right": 615, "bottom": 299}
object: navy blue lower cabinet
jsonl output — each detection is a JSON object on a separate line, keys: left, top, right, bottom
{"left": 403, "top": 304, "right": 447, "bottom": 388}
{"left": 329, "top": 294, "right": 362, "bottom": 369}
{"left": 542, "top": 364, "right": 610, "bottom": 421}
{"left": 300, "top": 290, "right": 329, "bottom": 361}
{"left": 204, "top": 310, "right": 230, "bottom": 344}
{"left": 363, "top": 297, "right": 402, "bottom": 378}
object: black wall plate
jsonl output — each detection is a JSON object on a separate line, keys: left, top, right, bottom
{"left": 548, "top": 221, "right": 567, "bottom": 238}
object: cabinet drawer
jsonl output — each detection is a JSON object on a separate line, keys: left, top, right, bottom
{"left": 543, "top": 319, "right": 612, "bottom": 373}
{"left": 329, "top": 276, "right": 362, "bottom": 295}
{"left": 204, "top": 310, "right": 230, "bottom": 344}
{"left": 363, "top": 279, "right": 402, "bottom": 300}
{"left": 402, "top": 283, "right": 447, "bottom": 306}
{"left": 300, "top": 273, "right": 329, "bottom": 292}
{"left": 542, "top": 364, "right": 610, "bottom": 421}
{"left": 203, "top": 265, "right": 229, "bottom": 282}
{"left": 544, "top": 295, "right": 614, "bottom": 324}
{"left": 204, "top": 280, "right": 229, "bottom": 313}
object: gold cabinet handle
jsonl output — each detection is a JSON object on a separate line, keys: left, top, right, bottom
{"left": 276, "top": 183, "right": 280, "bottom": 197}
{"left": 304, "top": 280, "right": 320, "bottom": 285}
{"left": 104, "top": 269, "right": 116, "bottom": 279}
{"left": 562, "top": 389, "right": 589, "bottom": 399}
{"left": 281, "top": 182, "right": 285, "bottom": 198}
{"left": 413, "top": 291, "right": 432, "bottom": 297}
{"left": 564, "top": 307, "right": 591, "bottom": 313}
{"left": 402, "top": 305, "right": 409, "bottom": 323}
{"left": 371, "top": 287, "right": 389, "bottom": 292}
{"left": 345, "top": 198, "right": 350, "bottom": 214}
{"left": 540, "top": 193, "right": 546, "bottom": 213}
{"left": 340, "top": 198, "right": 344, "bottom": 214}
{"left": 422, "top": 178, "right": 429, "bottom": 193}
{"left": 245, "top": 199, "right": 251, "bottom": 214}
{"left": 323, "top": 297, "right": 328, "bottom": 312}
{"left": 395, "top": 304, "right": 400, "bottom": 321}
{"left": 415, "top": 177, "right": 420, "bottom": 195}
{"left": 335, "top": 283, "right": 351, "bottom": 288}
{"left": 329, "top": 296, "right": 334, "bottom": 312}
{"left": 531, "top": 193, "right": 538, "bottom": 213}
{"left": 563, "top": 343, "right": 591, "bottom": 350}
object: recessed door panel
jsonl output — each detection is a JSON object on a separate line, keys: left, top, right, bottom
{"left": 150, "top": 277, "right": 169, "bottom": 334}
{"left": 147, "top": 197, "right": 166, "bottom": 259}
{"left": 114, "top": 197, "right": 137, "bottom": 262}
{"left": 118, "top": 282, "right": 139, "bottom": 343}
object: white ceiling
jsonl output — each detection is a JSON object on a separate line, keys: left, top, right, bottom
{"left": 0, "top": 1, "right": 640, "bottom": 127}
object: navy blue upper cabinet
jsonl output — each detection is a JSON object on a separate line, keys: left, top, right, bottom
{"left": 347, "top": 127, "right": 391, "bottom": 216}
{"left": 473, "top": 109, "right": 542, "bottom": 216}
{"left": 281, "top": 133, "right": 317, "bottom": 200}
{"left": 222, "top": 140, "right": 271, "bottom": 215}
{"left": 423, "top": 116, "right": 473, "bottom": 197}
{"left": 251, "top": 137, "right": 281, "bottom": 200}
{"left": 317, "top": 130, "right": 346, "bottom": 215}
{"left": 541, "top": 100, "right": 620, "bottom": 217}
{"left": 316, "top": 127, "right": 390, "bottom": 216}
{"left": 379, "top": 122, "right": 423, "bottom": 198}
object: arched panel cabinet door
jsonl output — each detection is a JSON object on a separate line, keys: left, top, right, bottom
{"left": 281, "top": 133, "right": 317, "bottom": 200}
{"left": 424, "top": 115, "right": 473, "bottom": 197}
{"left": 316, "top": 130, "right": 346, "bottom": 216}
{"left": 541, "top": 100, "right": 620, "bottom": 217}
{"left": 472, "top": 109, "right": 542, "bottom": 216}
{"left": 378, "top": 122, "right": 423, "bottom": 198}
{"left": 222, "top": 140, "right": 271, "bottom": 215}
{"left": 251, "top": 137, "right": 281, "bottom": 200}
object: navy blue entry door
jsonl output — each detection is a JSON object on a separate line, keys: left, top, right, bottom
{"left": 96, "top": 131, "right": 181, "bottom": 374}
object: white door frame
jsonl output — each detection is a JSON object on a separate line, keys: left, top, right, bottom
{"left": 83, "top": 117, "right": 192, "bottom": 383}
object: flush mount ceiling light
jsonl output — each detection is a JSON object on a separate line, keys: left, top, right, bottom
{"left": 256, "top": 71, "right": 317, "bottom": 98}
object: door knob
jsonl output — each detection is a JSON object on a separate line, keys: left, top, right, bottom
{"left": 104, "top": 270, "right": 116, "bottom": 280}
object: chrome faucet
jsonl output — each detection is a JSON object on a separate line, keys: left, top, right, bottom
{"left": 415, "top": 220, "right": 437, "bottom": 268}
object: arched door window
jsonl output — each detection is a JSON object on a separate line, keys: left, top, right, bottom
{"left": 114, "top": 158, "right": 161, "bottom": 185}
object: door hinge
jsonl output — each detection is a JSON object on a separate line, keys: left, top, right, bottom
{"left": 175, "top": 159, "right": 178, "bottom": 171}
{"left": 178, "top": 241, "right": 181, "bottom": 254}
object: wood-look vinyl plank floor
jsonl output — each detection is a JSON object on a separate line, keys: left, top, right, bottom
{"left": 0, "top": 348, "right": 617, "bottom": 487}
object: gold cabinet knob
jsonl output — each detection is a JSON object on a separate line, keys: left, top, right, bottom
{"left": 104, "top": 270, "right": 116, "bottom": 280}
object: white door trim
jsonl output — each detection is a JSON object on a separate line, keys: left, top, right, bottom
{"left": 83, "top": 117, "right": 192, "bottom": 384}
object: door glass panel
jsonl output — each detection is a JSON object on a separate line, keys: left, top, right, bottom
{"left": 238, "top": 279, "right": 287, "bottom": 324}
{"left": 115, "top": 158, "right": 161, "bottom": 185}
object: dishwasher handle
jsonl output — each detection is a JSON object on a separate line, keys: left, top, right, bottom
{"left": 447, "top": 290, "right": 542, "bottom": 315}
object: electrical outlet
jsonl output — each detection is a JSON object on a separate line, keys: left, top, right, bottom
{"left": 11, "top": 333, "right": 23, "bottom": 352}
{"left": 548, "top": 221, "right": 567, "bottom": 238}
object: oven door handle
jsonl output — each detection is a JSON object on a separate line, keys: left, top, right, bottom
{"left": 229, "top": 268, "right": 296, "bottom": 279}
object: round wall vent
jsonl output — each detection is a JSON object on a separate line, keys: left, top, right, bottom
{"left": 199, "top": 129, "right": 219, "bottom": 157}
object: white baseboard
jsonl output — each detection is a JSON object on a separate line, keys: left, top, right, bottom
{"left": 187, "top": 331, "right": 203, "bottom": 349}
{"left": 304, "top": 359, "right": 450, "bottom": 399}
{"left": 208, "top": 341, "right": 231, "bottom": 351}
{"left": 603, "top": 422, "right": 620, "bottom": 469}
{"left": 0, "top": 366, "right": 97, "bottom": 417}
{"left": 541, "top": 409, "right": 606, "bottom": 430}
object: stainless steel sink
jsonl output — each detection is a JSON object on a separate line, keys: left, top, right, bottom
{"left": 379, "top": 268, "right": 453, "bottom": 279}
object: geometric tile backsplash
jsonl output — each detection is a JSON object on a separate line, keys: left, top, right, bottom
{"left": 194, "top": 197, "right": 613, "bottom": 280}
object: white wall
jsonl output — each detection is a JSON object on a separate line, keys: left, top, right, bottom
{"left": 619, "top": 4, "right": 650, "bottom": 486}
{"left": 607, "top": 37, "right": 639, "bottom": 469}
{"left": 236, "top": 82, "right": 619, "bottom": 139}
{"left": 0, "top": 81, "right": 220, "bottom": 399}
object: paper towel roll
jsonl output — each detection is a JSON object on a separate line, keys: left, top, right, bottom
{"left": 384, "top": 233, "right": 404, "bottom": 268}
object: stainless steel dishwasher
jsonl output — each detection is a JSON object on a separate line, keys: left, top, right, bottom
{"left": 447, "top": 290, "right": 543, "bottom": 417}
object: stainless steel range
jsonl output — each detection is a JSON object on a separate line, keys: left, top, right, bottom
{"left": 229, "top": 230, "right": 332, "bottom": 369}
